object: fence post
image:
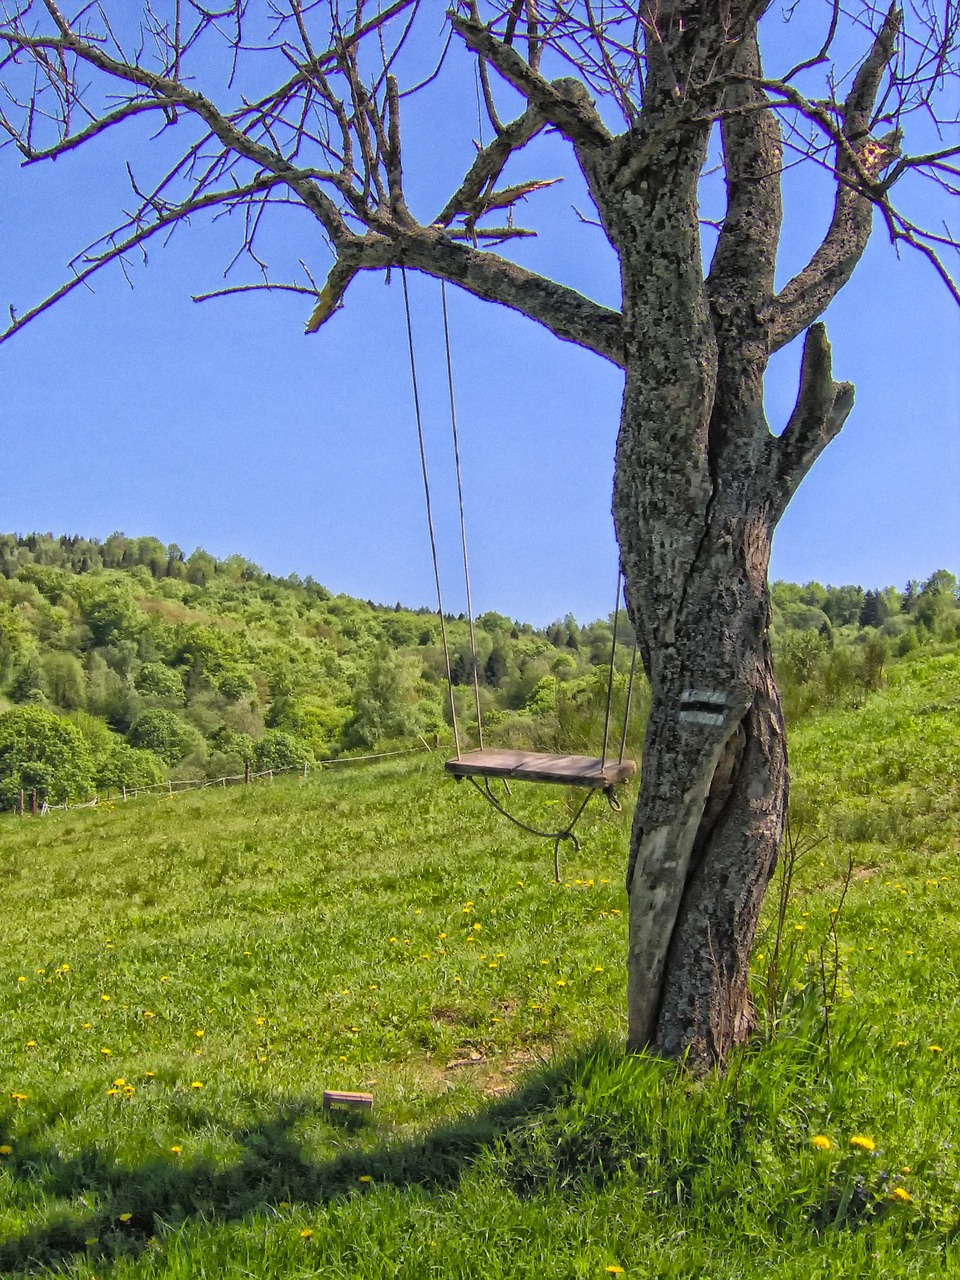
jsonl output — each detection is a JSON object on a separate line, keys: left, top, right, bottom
{"left": 244, "top": 760, "right": 251, "bottom": 785}
{"left": 121, "top": 785, "right": 127, "bottom": 802}
{"left": 16, "top": 789, "right": 24, "bottom": 817}
{"left": 31, "top": 788, "right": 38, "bottom": 816}
{"left": 168, "top": 781, "right": 173, "bottom": 796}
{"left": 302, "top": 760, "right": 308, "bottom": 779}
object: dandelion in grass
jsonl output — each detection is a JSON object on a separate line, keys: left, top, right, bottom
{"left": 300, "top": 1228, "right": 314, "bottom": 1239}
{"left": 16, "top": 976, "right": 25, "bottom": 983}
{"left": 170, "top": 1146, "right": 182, "bottom": 1155}
{"left": 191, "top": 1081, "right": 204, "bottom": 1089}
{"left": 100, "top": 1048, "right": 112, "bottom": 1056}
{"left": 811, "top": 1135, "right": 832, "bottom": 1151}
{"left": 255, "top": 1017, "right": 266, "bottom": 1027}
{"left": 556, "top": 980, "right": 567, "bottom": 987}
{"left": 82, "top": 1022, "right": 92, "bottom": 1029}
{"left": 85, "top": 1237, "right": 98, "bottom": 1246}
{"left": 144, "top": 1071, "right": 155, "bottom": 1079}
{"left": 118, "top": 1213, "right": 132, "bottom": 1223}
{"left": 605, "top": 1268, "right": 625, "bottom": 1275}
{"left": 0, "top": 1145, "right": 12, "bottom": 1156}
{"left": 106, "top": 1088, "right": 119, "bottom": 1096}
{"left": 195, "top": 1030, "right": 204, "bottom": 1038}
{"left": 10, "top": 1094, "right": 27, "bottom": 1103}
{"left": 25, "top": 1040, "right": 36, "bottom": 1048}
{"left": 890, "top": 1187, "right": 912, "bottom": 1203}
{"left": 849, "top": 1135, "right": 876, "bottom": 1152}
{"left": 928, "top": 1045, "right": 943, "bottom": 1053}
{"left": 143, "top": 1011, "right": 155, "bottom": 1019}
{"left": 594, "top": 966, "right": 604, "bottom": 974}
{"left": 113, "top": 1078, "right": 126, "bottom": 1087}
{"left": 358, "top": 1175, "right": 373, "bottom": 1183}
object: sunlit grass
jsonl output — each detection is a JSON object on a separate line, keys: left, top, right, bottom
{"left": 0, "top": 649, "right": 958, "bottom": 1277}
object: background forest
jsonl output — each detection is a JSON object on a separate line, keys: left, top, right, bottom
{"left": 0, "top": 531, "right": 957, "bottom": 809}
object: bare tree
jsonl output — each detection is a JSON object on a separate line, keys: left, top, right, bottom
{"left": 2, "top": 0, "right": 958, "bottom": 1070}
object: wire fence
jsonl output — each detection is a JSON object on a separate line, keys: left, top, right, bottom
{"left": 10, "top": 743, "right": 434, "bottom": 818}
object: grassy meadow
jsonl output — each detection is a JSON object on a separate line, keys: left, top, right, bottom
{"left": 0, "top": 649, "right": 958, "bottom": 1277}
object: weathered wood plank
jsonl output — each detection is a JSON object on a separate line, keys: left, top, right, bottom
{"left": 445, "top": 748, "right": 636, "bottom": 789}
{"left": 322, "top": 1090, "right": 374, "bottom": 1110}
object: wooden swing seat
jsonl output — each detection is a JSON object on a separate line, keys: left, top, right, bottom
{"left": 445, "top": 748, "right": 636, "bottom": 791}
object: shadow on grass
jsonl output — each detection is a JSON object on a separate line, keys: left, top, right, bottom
{"left": 0, "top": 1048, "right": 601, "bottom": 1274}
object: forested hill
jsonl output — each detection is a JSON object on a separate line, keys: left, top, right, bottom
{"left": 0, "top": 531, "right": 957, "bottom": 808}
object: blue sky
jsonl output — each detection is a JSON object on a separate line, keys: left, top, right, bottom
{"left": 0, "top": 5, "right": 957, "bottom": 627}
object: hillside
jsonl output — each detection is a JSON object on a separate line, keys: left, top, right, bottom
{"left": 0, "top": 645, "right": 957, "bottom": 1276}
{"left": 2, "top": 531, "right": 957, "bottom": 811}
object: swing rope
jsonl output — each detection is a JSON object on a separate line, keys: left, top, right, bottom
{"left": 440, "top": 280, "right": 485, "bottom": 751}
{"left": 401, "top": 267, "right": 462, "bottom": 757}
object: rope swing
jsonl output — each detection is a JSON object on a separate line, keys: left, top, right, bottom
{"left": 400, "top": 270, "right": 638, "bottom": 879}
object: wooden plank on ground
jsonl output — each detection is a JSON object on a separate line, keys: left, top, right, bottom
{"left": 444, "top": 748, "right": 636, "bottom": 789}
{"left": 322, "top": 1090, "right": 374, "bottom": 1110}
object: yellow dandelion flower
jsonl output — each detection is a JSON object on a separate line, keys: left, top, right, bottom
{"left": 106, "top": 1088, "right": 119, "bottom": 1096}
{"left": 16, "top": 976, "right": 25, "bottom": 983}
{"left": 82, "top": 1022, "right": 92, "bottom": 1029}
{"left": 10, "top": 1093, "right": 27, "bottom": 1103}
{"left": 195, "top": 1030, "right": 204, "bottom": 1038}
{"left": 170, "top": 1145, "right": 182, "bottom": 1155}
{"left": 160, "top": 976, "right": 168, "bottom": 982}
{"left": 113, "top": 1078, "right": 126, "bottom": 1087}
{"left": 339, "top": 1055, "right": 347, "bottom": 1062}
{"left": 605, "top": 1268, "right": 626, "bottom": 1275}
{"left": 901, "top": 1166, "right": 911, "bottom": 1174}
{"left": 928, "top": 1045, "right": 943, "bottom": 1053}
{"left": 35, "top": 969, "right": 44, "bottom": 975}
{"left": 25, "top": 1040, "right": 37, "bottom": 1048}
{"left": 191, "top": 1081, "right": 204, "bottom": 1089}
{"left": 144, "top": 1071, "right": 155, "bottom": 1079}
{"left": 0, "top": 1145, "right": 12, "bottom": 1156}
{"left": 811, "top": 1135, "right": 832, "bottom": 1151}
{"left": 300, "top": 1228, "right": 314, "bottom": 1239}
{"left": 143, "top": 1011, "right": 155, "bottom": 1019}
{"left": 85, "top": 1237, "right": 98, "bottom": 1246}
{"left": 594, "top": 966, "right": 604, "bottom": 973}
{"left": 118, "top": 1213, "right": 132, "bottom": 1223}
{"left": 890, "top": 1187, "right": 912, "bottom": 1203}
{"left": 100, "top": 1048, "right": 112, "bottom": 1056}
{"left": 488, "top": 963, "right": 498, "bottom": 969}
{"left": 895, "top": 1040, "right": 908, "bottom": 1047}
{"left": 438, "top": 933, "right": 447, "bottom": 940}
{"left": 850, "top": 1135, "right": 876, "bottom": 1152}
{"left": 255, "top": 1017, "right": 266, "bottom": 1026}
{"left": 358, "top": 1175, "right": 373, "bottom": 1183}
{"left": 472, "top": 923, "right": 482, "bottom": 931}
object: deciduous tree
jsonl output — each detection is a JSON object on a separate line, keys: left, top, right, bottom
{"left": 1, "top": 1, "right": 958, "bottom": 1068}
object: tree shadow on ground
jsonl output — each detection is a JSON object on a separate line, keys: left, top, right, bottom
{"left": 0, "top": 1049, "right": 599, "bottom": 1274}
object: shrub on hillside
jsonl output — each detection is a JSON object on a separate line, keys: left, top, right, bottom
{"left": 127, "top": 708, "right": 203, "bottom": 764}
{"left": 0, "top": 705, "right": 94, "bottom": 806}
{"left": 253, "top": 729, "right": 313, "bottom": 773}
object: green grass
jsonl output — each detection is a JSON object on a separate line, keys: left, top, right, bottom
{"left": 0, "top": 649, "right": 958, "bottom": 1277}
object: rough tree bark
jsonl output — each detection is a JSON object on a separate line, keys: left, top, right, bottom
{"left": 1, "top": 0, "right": 954, "bottom": 1071}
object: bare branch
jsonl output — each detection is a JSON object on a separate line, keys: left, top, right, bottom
{"left": 0, "top": 171, "right": 289, "bottom": 345}
{"left": 449, "top": 9, "right": 612, "bottom": 149}
{"left": 768, "top": 322, "right": 856, "bottom": 521}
